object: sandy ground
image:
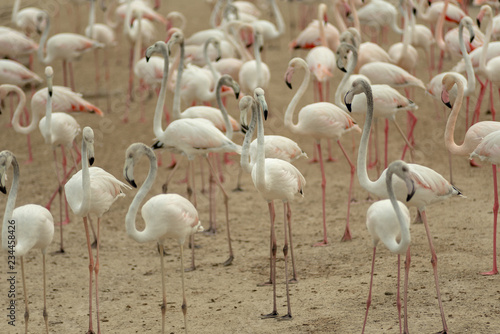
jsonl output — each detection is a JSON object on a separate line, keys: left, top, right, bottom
{"left": 1, "top": 0, "right": 500, "bottom": 333}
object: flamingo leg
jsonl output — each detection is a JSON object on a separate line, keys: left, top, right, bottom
{"left": 233, "top": 166, "right": 244, "bottom": 192}
{"left": 69, "top": 62, "right": 75, "bottom": 91}
{"left": 42, "top": 253, "right": 49, "bottom": 333}
{"left": 419, "top": 208, "right": 448, "bottom": 334}
{"left": 326, "top": 139, "right": 336, "bottom": 162}
{"left": 362, "top": 247, "right": 376, "bottom": 334}
{"left": 162, "top": 156, "right": 182, "bottom": 193}
{"left": 199, "top": 157, "right": 206, "bottom": 194}
{"left": 83, "top": 217, "right": 95, "bottom": 334}
{"left": 384, "top": 119, "right": 389, "bottom": 169}
{"left": 179, "top": 245, "right": 188, "bottom": 334}
{"left": 309, "top": 141, "right": 319, "bottom": 163}
{"left": 52, "top": 149, "right": 65, "bottom": 253}
{"left": 159, "top": 243, "right": 166, "bottom": 334}
{"left": 314, "top": 142, "right": 328, "bottom": 246}
{"left": 483, "top": 164, "right": 499, "bottom": 275}
{"left": 62, "top": 60, "right": 68, "bottom": 88}
{"left": 286, "top": 203, "right": 298, "bottom": 283}
{"left": 20, "top": 257, "right": 29, "bottom": 334}
{"left": 490, "top": 81, "right": 496, "bottom": 121}
{"left": 403, "top": 247, "right": 411, "bottom": 334}
{"left": 396, "top": 254, "right": 402, "bottom": 334}
{"left": 472, "top": 76, "right": 488, "bottom": 125}
{"left": 258, "top": 201, "right": 275, "bottom": 287}
{"left": 205, "top": 156, "right": 233, "bottom": 266}
{"left": 94, "top": 218, "right": 101, "bottom": 334}
{"left": 337, "top": 140, "right": 355, "bottom": 241}
{"left": 261, "top": 201, "right": 279, "bottom": 318}
{"left": 279, "top": 201, "right": 292, "bottom": 320}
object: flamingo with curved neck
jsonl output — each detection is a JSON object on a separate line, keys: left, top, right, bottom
{"left": 285, "top": 56, "right": 359, "bottom": 243}
{"left": 124, "top": 142, "right": 203, "bottom": 333}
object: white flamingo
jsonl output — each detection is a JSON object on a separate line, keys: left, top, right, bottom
{"left": 1, "top": 150, "right": 54, "bottom": 334}
{"left": 123, "top": 142, "right": 203, "bottom": 334}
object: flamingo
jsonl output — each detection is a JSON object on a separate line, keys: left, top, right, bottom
{"left": 388, "top": 1, "right": 419, "bottom": 74}
{"left": 239, "top": 27, "right": 270, "bottom": 95}
{"left": 470, "top": 130, "right": 500, "bottom": 275}
{"left": 11, "top": 0, "right": 45, "bottom": 37}
{"left": 250, "top": 0, "right": 284, "bottom": 41}
{"left": 123, "top": 143, "right": 203, "bottom": 334}
{"left": 0, "top": 150, "right": 54, "bottom": 334}
{"left": 305, "top": 3, "right": 336, "bottom": 103}
{"left": 336, "top": 42, "right": 417, "bottom": 169}
{"left": 36, "top": 11, "right": 103, "bottom": 91}
{"left": 148, "top": 36, "right": 241, "bottom": 269}
{"left": 345, "top": 78, "right": 463, "bottom": 334}
{"left": 284, "top": 57, "right": 360, "bottom": 244}
{"left": 0, "top": 59, "right": 42, "bottom": 87}
{"left": 289, "top": 12, "right": 340, "bottom": 51}
{"left": 0, "top": 29, "right": 38, "bottom": 60}
{"left": 362, "top": 160, "right": 414, "bottom": 334}
{"left": 64, "top": 127, "right": 130, "bottom": 334}
{"left": 240, "top": 89, "right": 305, "bottom": 319}
{"left": 354, "top": 0, "right": 403, "bottom": 44}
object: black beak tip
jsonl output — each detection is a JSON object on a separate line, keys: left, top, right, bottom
{"left": 406, "top": 189, "right": 416, "bottom": 202}
{"left": 241, "top": 124, "right": 248, "bottom": 134}
{"left": 146, "top": 56, "right": 150, "bottom": 62}
{"left": 444, "top": 101, "right": 452, "bottom": 108}
{"left": 413, "top": 8, "right": 417, "bottom": 15}
{"left": 286, "top": 81, "right": 292, "bottom": 89}
{"left": 339, "top": 67, "right": 347, "bottom": 73}
{"left": 216, "top": 56, "right": 221, "bottom": 62}
{"left": 49, "top": 90, "right": 52, "bottom": 97}
{"left": 235, "top": 91, "right": 240, "bottom": 99}
{"left": 264, "top": 109, "right": 268, "bottom": 120}
{"left": 0, "top": 185, "right": 6, "bottom": 194}
{"left": 477, "top": 18, "right": 481, "bottom": 27}
{"left": 126, "top": 177, "right": 137, "bottom": 188}
{"left": 470, "top": 35, "right": 475, "bottom": 44}
{"left": 152, "top": 141, "right": 163, "bottom": 150}
{"left": 89, "top": 157, "right": 95, "bottom": 166}
{"left": 346, "top": 103, "right": 352, "bottom": 112}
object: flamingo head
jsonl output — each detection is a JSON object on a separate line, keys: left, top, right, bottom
{"left": 0, "top": 151, "right": 15, "bottom": 194}
{"left": 146, "top": 41, "right": 168, "bottom": 62}
{"left": 254, "top": 87, "right": 268, "bottom": 120}
{"left": 82, "top": 127, "right": 95, "bottom": 166}
{"left": 238, "top": 96, "right": 254, "bottom": 132}
{"left": 441, "top": 74, "right": 461, "bottom": 108}
{"left": 344, "top": 79, "right": 369, "bottom": 112}
{"left": 123, "top": 143, "right": 156, "bottom": 189}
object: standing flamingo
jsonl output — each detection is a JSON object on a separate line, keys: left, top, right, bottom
{"left": 11, "top": 0, "right": 45, "bottom": 37}
{"left": 238, "top": 27, "right": 270, "bottom": 95}
{"left": 64, "top": 127, "right": 130, "bottom": 334}
{"left": 240, "top": 89, "right": 305, "bottom": 319}
{"left": 284, "top": 57, "right": 360, "bottom": 244}
{"left": 36, "top": 10, "right": 103, "bottom": 91}
{"left": 1, "top": 150, "right": 54, "bottom": 334}
{"left": 0, "top": 59, "right": 42, "bottom": 87}
{"left": 123, "top": 142, "right": 203, "bottom": 334}
{"left": 469, "top": 131, "right": 500, "bottom": 276}
{"left": 345, "top": 78, "right": 462, "bottom": 334}
{"left": 362, "top": 160, "right": 414, "bottom": 334}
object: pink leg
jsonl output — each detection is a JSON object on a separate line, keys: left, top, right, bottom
{"left": 309, "top": 141, "right": 319, "bottom": 163}
{"left": 69, "top": 62, "right": 75, "bottom": 91}
{"left": 384, "top": 119, "right": 389, "bottom": 169}
{"left": 326, "top": 139, "right": 336, "bottom": 162}
{"left": 314, "top": 142, "right": 328, "bottom": 246}
{"left": 466, "top": 96, "right": 470, "bottom": 129}
{"left": 286, "top": 203, "right": 298, "bottom": 283}
{"left": 123, "top": 47, "right": 134, "bottom": 123}
{"left": 401, "top": 111, "right": 418, "bottom": 161}
{"left": 94, "top": 218, "right": 101, "bottom": 334}
{"left": 483, "top": 165, "right": 499, "bottom": 275}
{"left": 490, "top": 81, "right": 496, "bottom": 121}
{"left": 317, "top": 81, "right": 324, "bottom": 102}
{"left": 362, "top": 247, "right": 377, "bottom": 334}
{"left": 419, "top": 208, "right": 448, "bottom": 333}
{"left": 396, "top": 255, "right": 402, "bottom": 334}
{"left": 83, "top": 217, "right": 95, "bottom": 334}
{"left": 261, "top": 201, "right": 279, "bottom": 318}
{"left": 338, "top": 141, "right": 355, "bottom": 241}
{"left": 472, "top": 76, "right": 488, "bottom": 125}
{"left": 258, "top": 202, "right": 275, "bottom": 287}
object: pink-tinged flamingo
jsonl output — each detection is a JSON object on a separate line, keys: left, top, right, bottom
{"left": 250, "top": 0, "right": 284, "bottom": 41}
{"left": 285, "top": 57, "right": 361, "bottom": 244}
{"left": 305, "top": 3, "right": 335, "bottom": 103}
{"left": 355, "top": 0, "right": 403, "bottom": 44}
{"left": 36, "top": 11, "right": 103, "bottom": 91}
{"left": 345, "top": 78, "right": 462, "bottom": 334}
{"left": 123, "top": 143, "right": 203, "bottom": 334}
{"left": 470, "top": 130, "right": 500, "bottom": 275}
{"left": 1, "top": 150, "right": 54, "bottom": 334}
{"left": 289, "top": 14, "right": 340, "bottom": 51}
{"left": 362, "top": 160, "right": 414, "bottom": 334}
{"left": 148, "top": 37, "right": 241, "bottom": 269}
{"left": 65, "top": 127, "right": 130, "bottom": 334}
{"left": 336, "top": 42, "right": 416, "bottom": 169}
{"left": 11, "top": 0, "right": 45, "bottom": 37}
{"left": 240, "top": 89, "right": 305, "bottom": 320}
{"left": 388, "top": 1, "right": 419, "bottom": 74}
{"left": 0, "top": 59, "right": 42, "bottom": 87}
{"left": 0, "top": 29, "right": 38, "bottom": 59}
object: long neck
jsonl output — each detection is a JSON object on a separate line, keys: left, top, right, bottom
{"left": 172, "top": 40, "right": 185, "bottom": 121}
{"left": 87, "top": 0, "right": 96, "bottom": 38}
{"left": 2, "top": 155, "right": 19, "bottom": 250}
{"left": 125, "top": 150, "right": 158, "bottom": 243}
{"left": 216, "top": 80, "right": 233, "bottom": 139}
{"left": 417, "top": 0, "right": 432, "bottom": 20}
{"left": 12, "top": 0, "right": 20, "bottom": 24}
{"left": 444, "top": 78, "right": 466, "bottom": 155}
{"left": 254, "top": 35, "right": 263, "bottom": 87}
{"left": 37, "top": 15, "right": 51, "bottom": 64}
{"left": 460, "top": 21, "right": 476, "bottom": 96}
{"left": 241, "top": 103, "right": 257, "bottom": 173}
{"left": 348, "top": 0, "right": 360, "bottom": 31}
{"left": 385, "top": 170, "right": 411, "bottom": 253}
{"left": 335, "top": 44, "right": 357, "bottom": 109}
{"left": 43, "top": 83, "right": 53, "bottom": 143}
{"left": 71, "top": 138, "right": 91, "bottom": 216}
{"left": 357, "top": 81, "right": 379, "bottom": 192}
{"left": 223, "top": 22, "right": 253, "bottom": 61}
{"left": 480, "top": 7, "right": 493, "bottom": 74}
{"left": 318, "top": 7, "right": 327, "bottom": 47}
{"left": 153, "top": 47, "right": 170, "bottom": 140}
{"left": 269, "top": 0, "right": 284, "bottom": 36}
{"left": 285, "top": 61, "right": 309, "bottom": 133}
{"left": 10, "top": 85, "right": 39, "bottom": 134}
{"left": 434, "top": 0, "right": 449, "bottom": 51}
{"left": 399, "top": 4, "right": 411, "bottom": 58}
{"left": 254, "top": 100, "right": 266, "bottom": 192}
{"left": 204, "top": 40, "right": 220, "bottom": 83}
{"left": 332, "top": 0, "right": 347, "bottom": 32}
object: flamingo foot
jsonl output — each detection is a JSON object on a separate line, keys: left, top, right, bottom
{"left": 481, "top": 269, "right": 498, "bottom": 276}
{"left": 470, "top": 159, "right": 481, "bottom": 167}
{"left": 121, "top": 116, "right": 129, "bottom": 123}
{"left": 23, "top": 158, "right": 33, "bottom": 165}
{"left": 313, "top": 241, "right": 328, "bottom": 247}
{"left": 340, "top": 229, "right": 352, "bottom": 242}
{"left": 184, "top": 266, "right": 196, "bottom": 272}
{"left": 166, "top": 161, "right": 176, "bottom": 169}
{"left": 350, "top": 197, "right": 358, "bottom": 203}
{"left": 277, "top": 314, "right": 292, "bottom": 321}
{"left": 308, "top": 158, "right": 319, "bottom": 164}
{"left": 203, "top": 227, "right": 216, "bottom": 235}
{"left": 222, "top": 256, "right": 234, "bottom": 266}
{"left": 261, "top": 311, "right": 279, "bottom": 319}
{"left": 368, "top": 160, "right": 378, "bottom": 169}
{"left": 55, "top": 218, "right": 70, "bottom": 226}
{"left": 86, "top": 330, "right": 96, "bottom": 334}
{"left": 256, "top": 280, "right": 273, "bottom": 287}
{"left": 232, "top": 186, "right": 244, "bottom": 192}
{"left": 91, "top": 239, "right": 98, "bottom": 249}
{"left": 326, "top": 157, "right": 337, "bottom": 162}
{"left": 54, "top": 248, "right": 65, "bottom": 254}
{"left": 288, "top": 278, "right": 298, "bottom": 284}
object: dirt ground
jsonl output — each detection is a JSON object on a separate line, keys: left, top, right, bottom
{"left": 1, "top": 0, "right": 500, "bottom": 333}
